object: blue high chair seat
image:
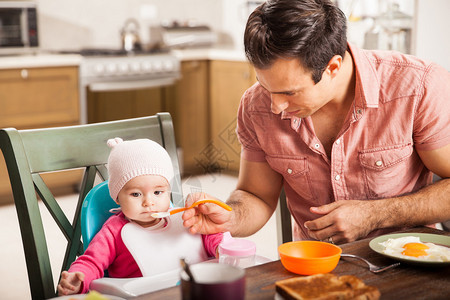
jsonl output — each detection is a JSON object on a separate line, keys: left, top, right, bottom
{"left": 81, "top": 181, "right": 118, "bottom": 251}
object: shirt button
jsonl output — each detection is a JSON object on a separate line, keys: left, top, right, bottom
{"left": 314, "top": 143, "right": 320, "bottom": 149}
{"left": 335, "top": 139, "right": 341, "bottom": 145}
{"left": 375, "top": 160, "right": 383, "bottom": 166}
{"left": 356, "top": 109, "right": 362, "bottom": 114}
{"left": 335, "top": 175, "right": 340, "bottom": 181}
{"left": 287, "top": 168, "right": 293, "bottom": 174}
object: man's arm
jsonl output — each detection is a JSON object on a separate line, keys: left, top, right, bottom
{"left": 377, "top": 144, "right": 450, "bottom": 228}
{"left": 417, "top": 144, "right": 450, "bottom": 179}
{"left": 305, "top": 144, "right": 450, "bottom": 244}
{"left": 182, "top": 158, "right": 283, "bottom": 236}
{"left": 227, "top": 158, "right": 283, "bottom": 236}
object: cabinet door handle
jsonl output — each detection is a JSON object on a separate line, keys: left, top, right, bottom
{"left": 21, "top": 69, "right": 29, "bottom": 79}
{"left": 187, "top": 61, "right": 201, "bottom": 71}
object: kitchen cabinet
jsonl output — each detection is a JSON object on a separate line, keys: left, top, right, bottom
{"left": 0, "top": 66, "right": 80, "bottom": 129}
{"left": 165, "top": 60, "right": 210, "bottom": 175}
{"left": 209, "top": 60, "right": 256, "bottom": 173}
{"left": 87, "top": 88, "right": 164, "bottom": 123}
{"left": 166, "top": 59, "right": 256, "bottom": 176}
{"left": 0, "top": 66, "right": 82, "bottom": 204}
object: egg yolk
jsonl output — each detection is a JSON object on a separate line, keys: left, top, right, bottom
{"left": 401, "top": 242, "right": 430, "bottom": 257}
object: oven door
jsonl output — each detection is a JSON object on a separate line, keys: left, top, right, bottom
{"left": 82, "top": 75, "right": 178, "bottom": 124}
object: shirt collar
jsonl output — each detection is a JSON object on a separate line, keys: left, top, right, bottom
{"left": 348, "top": 43, "right": 380, "bottom": 108}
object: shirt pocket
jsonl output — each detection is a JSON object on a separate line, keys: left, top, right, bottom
{"left": 265, "top": 155, "right": 316, "bottom": 201}
{"left": 358, "top": 143, "right": 413, "bottom": 198}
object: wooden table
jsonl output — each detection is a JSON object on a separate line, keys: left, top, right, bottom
{"left": 135, "top": 227, "right": 450, "bottom": 300}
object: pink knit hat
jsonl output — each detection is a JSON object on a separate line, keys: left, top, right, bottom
{"left": 107, "top": 137, "right": 174, "bottom": 201}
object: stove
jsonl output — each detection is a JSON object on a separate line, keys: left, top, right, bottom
{"left": 61, "top": 47, "right": 168, "bottom": 57}
{"left": 73, "top": 48, "right": 181, "bottom": 124}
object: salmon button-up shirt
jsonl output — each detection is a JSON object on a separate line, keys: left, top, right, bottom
{"left": 237, "top": 43, "right": 450, "bottom": 240}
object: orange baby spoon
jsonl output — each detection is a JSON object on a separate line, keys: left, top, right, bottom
{"left": 151, "top": 199, "right": 232, "bottom": 218}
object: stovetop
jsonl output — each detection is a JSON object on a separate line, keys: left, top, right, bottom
{"left": 59, "top": 47, "right": 170, "bottom": 57}
{"left": 76, "top": 47, "right": 180, "bottom": 80}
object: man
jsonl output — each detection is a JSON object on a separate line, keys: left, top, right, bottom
{"left": 183, "top": 0, "right": 450, "bottom": 244}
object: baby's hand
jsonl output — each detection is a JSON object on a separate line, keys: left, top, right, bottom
{"left": 57, "top": 271, "right": 84, "bottom": 295}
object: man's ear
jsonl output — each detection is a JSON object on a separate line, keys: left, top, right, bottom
{"left": 325, "top": 55, "right": 343, "bottom": 78}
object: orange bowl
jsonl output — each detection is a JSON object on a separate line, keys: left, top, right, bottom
{"left": 278, "top": 241, "right": 342, "bottom": 275}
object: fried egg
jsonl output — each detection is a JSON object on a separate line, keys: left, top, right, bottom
{"left": 379, "top": 236, "right": 450, "bottom": 262}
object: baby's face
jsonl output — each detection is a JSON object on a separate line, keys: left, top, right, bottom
{"left": 117, "top": 174, "right": 171, "bottom": 227}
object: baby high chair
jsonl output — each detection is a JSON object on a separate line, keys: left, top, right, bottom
{"left": 0, "top": 113, "right": 182, "bottom": 299}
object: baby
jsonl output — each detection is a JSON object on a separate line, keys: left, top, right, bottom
{"left": 57, "top": 137, "right": 223, "bottom": 295}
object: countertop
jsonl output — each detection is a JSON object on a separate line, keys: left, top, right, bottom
{"left": 171, "top": 47, "right": 247, "bottom": 62}
{"left": 0, "top": 47, "right": 247, "bottom": 69}
{"left": 0, "top": 53, "right": 82, "bottom": 69}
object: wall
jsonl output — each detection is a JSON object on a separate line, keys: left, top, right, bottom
{"left": 36, "top": 0, "right": 449, "bottom": 70}
{"left": 36, "top": 0, "right": 249, "bottom": 51}
{"left": 415, "top": 0, "right": 450, "bottom": 70}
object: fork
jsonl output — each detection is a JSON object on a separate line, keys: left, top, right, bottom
{"left": 341, "top": 253, "right": 401, "bottom": 273}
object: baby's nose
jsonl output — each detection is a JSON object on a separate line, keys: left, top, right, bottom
{"left": 142, "top": 197, "right": 154, "bottom": 207}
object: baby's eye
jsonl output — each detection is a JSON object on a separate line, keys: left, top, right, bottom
{"left": 154, "top": 191, "right": 163, "bottom": 196}
{"left": 131, "top": 192, "right": 141, "bottom": 197}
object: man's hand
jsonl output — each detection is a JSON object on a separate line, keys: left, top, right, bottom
{"left": 57, "top": 271, "right": 84, "bottom": 296}
{"left": 182, "top": 192, "right": 233, "bottom": 235}
{"left": 304, "top": 200, "right": 379, "bottom": 244}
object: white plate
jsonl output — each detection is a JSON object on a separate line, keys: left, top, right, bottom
{"left": 369, "top": 232, "right": 450, "bottom": 266}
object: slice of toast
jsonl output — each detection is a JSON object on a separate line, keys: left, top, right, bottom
{"left": 275, "top": 273, "right": 380, "bottom": 300}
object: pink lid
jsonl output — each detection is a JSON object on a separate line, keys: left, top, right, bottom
{"left": 219, "top": 232, "right": 256, "bottom": 256}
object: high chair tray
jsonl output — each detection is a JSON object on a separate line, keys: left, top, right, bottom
{"left": 89, "top": 269, "right": 180, "bottom": 298}
{"left": 50, "top": 295, "right": 125, "bottom": 300}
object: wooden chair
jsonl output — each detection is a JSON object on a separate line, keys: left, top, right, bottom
{"left": 275, "top": 188, "right": 293, "bottom": 245}
{"left": 0, "top": 113, "right": 182, "bottom": 299}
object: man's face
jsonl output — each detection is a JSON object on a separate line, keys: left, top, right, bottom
{"left": 255, "top": 58, "right": 333, "bottom": 118}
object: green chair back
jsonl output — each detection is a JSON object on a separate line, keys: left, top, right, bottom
{"left": 0, "top": 113, "right": 182, "bottom": 299}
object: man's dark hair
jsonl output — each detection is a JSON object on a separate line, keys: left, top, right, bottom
{"left": 244, "top": 0, "right": 347, "bottom": 83}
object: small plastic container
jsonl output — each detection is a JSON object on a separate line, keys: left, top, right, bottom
{"left": 218, "top": 232, "right": 256, "bottom": 268}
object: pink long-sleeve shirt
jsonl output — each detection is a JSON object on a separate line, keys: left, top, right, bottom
{"left": 237, "top": 43, "right": 450, "bottom": 240}
{"left": 69, "top": 212, "right": 223, "bottom": 293}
